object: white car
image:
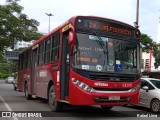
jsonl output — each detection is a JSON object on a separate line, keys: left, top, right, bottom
{"left": 137, "top": 77, "right": 160, "bottom": 113}
{"left": 5, "top": 77, "right": 15, "bottom": 84}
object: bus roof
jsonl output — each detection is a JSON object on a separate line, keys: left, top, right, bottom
{"left": 20, "top": 15, "right": 138, "bottom": 54}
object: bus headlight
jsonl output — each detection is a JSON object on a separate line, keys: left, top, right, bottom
{"left": 130, "top": 84, "right": 140, "bottom": 92}
{"left": 72, "top": 78, "right": 95, "bottom": 92}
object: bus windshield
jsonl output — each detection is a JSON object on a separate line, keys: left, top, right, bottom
{"left": 73, "top": 33, "right": 140, "bottom": 74}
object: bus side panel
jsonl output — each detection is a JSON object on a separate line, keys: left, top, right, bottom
{"left": 17, "top": 68, "right": 31, "bottom": 93}
{"left": 35, "top": 63, "right": 59, "bottom": 99}
{"left": 35, "top": 66, "right": 50, "bottom": 98}
{"left": 17, "top": 70, "right": 24, "bottom": 92}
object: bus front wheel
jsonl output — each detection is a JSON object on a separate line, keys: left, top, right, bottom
{"left": 49, "top": 85, "right": 62, "bottom": 112}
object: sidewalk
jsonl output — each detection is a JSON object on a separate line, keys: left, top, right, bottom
{"left": 0, "top": 79, "right": 5, "bottom": 83}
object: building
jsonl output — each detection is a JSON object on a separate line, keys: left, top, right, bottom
{"left": 141, "top": 52, "right": 157, "bottom": 72}
{"left": 13, "top": 40, "right": 35, "bottom": 50}
{"left": 13, "top": 31, "right": 46, "bottom": 50}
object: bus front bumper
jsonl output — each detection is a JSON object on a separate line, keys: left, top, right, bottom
{"left": 69, "top": 83, "right": 140, "bottom": 106}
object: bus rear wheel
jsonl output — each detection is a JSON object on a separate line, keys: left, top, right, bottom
{"left": 25, "top": 83, "right": 32, "bottom": 100}
{"left": 49, "top": 85, "right": 62, "bottom": 112}
{"left": 101, "top": 106, "right": 113, "bottom": 110}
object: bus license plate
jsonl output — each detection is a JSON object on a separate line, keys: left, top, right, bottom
{"left": 109, "top": 96, "right": 120, "bottom": 100}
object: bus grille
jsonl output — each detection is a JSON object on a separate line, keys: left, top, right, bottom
{"left": 89, "top": 74, "right": 137, "bottom": 82}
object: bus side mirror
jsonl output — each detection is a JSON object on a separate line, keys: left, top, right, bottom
{"left": 68, "top": 31, "right": 75, "bottom": 45}
{"left": 68, "top": 31, "right": 75, "bottom": 56}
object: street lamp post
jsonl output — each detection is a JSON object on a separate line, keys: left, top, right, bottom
{"left": 134, "top": 0, "right": 139, "bottom": 28}
{"left": 46, "top": 13, "right": 54, "bottom": 33}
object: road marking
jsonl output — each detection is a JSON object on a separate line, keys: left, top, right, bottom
{"left": 0, "top": 95, "right": 18, "bottom": 120}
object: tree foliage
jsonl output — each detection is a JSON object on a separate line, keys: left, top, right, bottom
{"left": 0, "top": 0, "right": 43, "bottom": 51}
{"left": 140, "top": 34, "right": 153, "bottom": 53}
{"left": 141, "top": 33, "right": 160, "bottom": 69}
{"left": 0, "top": 0, "right": 43, "bottom": 76}
{"left": 152, "top": 43, "right": 160, "bottom": 69}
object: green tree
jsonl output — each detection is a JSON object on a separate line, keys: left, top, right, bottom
{"left": 141, "top": 33, "right": 160, "bottom": 69}
{"left": 152, "top": 43, "right": 160, "bottom": 69}
{"left": 0, "top": 0, "right": 43, "bottom": 76}
{"left": 0, "top": 0, "right": 43, "bottom": 51}
{"left": 140, "top": 34, "right": 153, "bottom": 53}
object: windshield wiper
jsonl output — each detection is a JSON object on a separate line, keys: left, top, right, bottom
{"left": 93, "top": 31, "right": 108, "bottom": 69}
{"left": 93, "top": 31, "right": 107, "bottom": 54}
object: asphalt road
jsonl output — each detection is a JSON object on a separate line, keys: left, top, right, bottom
{"left": 0, "top": 80, "right": 159, "bottom": 120}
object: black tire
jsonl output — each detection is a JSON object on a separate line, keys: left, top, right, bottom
{"left": 150, "top": 99, "right": 160, "bottom": 113}
{"left": 48, "top": 85, "right": 62, "bottom": 112}
{"left": 14, "top": 84, "right": 17, "bottom": 91}
{"left": 101, "top": 106, "right": 113, "bottom": 110}
{"left": 25, "top": 83, "right": 32, "bottom": 100}
{"left": 122, "top": 104, "right": 128, "bottom": 107}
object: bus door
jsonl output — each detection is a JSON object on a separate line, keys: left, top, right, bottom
{"left": 60, "top": 31, "right": 70, "bottom": 100}
{"left": 31, "top": 48, "right": 38, "bottom": 96}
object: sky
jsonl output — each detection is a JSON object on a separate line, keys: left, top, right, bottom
{"left": 1, "top": 0, "right": 160, "bottom": 42}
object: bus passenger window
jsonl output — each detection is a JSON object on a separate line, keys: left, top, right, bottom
{"left": 44, "top": 38, "right": 51, "bottom": 64}
{"left": 38, "top": 42, "right": 44, "bottom": 65}
{"left": 51, "top": 33, "right": 60, "bottom": 62}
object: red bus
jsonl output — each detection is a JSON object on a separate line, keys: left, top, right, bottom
{"left": 18, "top": 16, "right": 141, "bottom": 112}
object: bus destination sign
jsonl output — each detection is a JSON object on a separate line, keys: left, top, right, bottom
{"left": 76, "top": 18, "right": 135, "bottom": 37}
